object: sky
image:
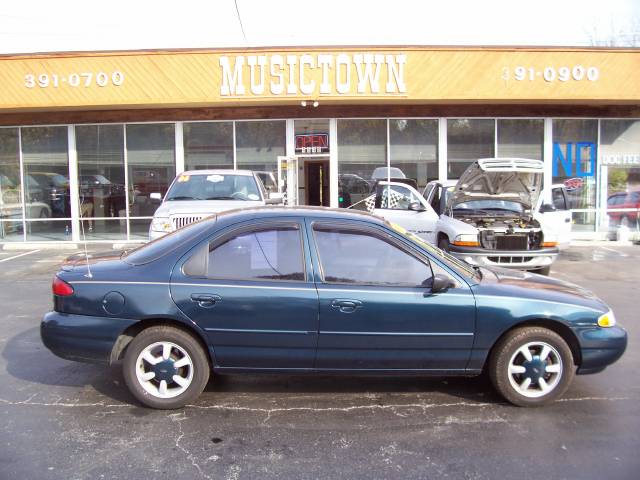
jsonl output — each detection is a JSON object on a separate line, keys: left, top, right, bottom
{"left": 0, "top": 0, "right": 638, "bottom": 54}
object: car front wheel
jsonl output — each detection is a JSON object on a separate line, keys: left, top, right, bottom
{"left": 489, "top": 326, "right": 575, "bottom": 407}
{"left": 123, "top": 326, "right": 210, "bottom": 409}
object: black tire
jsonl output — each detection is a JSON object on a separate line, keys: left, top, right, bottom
{"left": 438, "top": 236, "right": 450, "bottom": 252}
{"left": 123, "top": 326, "right": 210, "bottom": 409}
{"left": 488, "top": 326, "right": 575, "bottom": 407}
{"left": 536, "top": 265, "right": 551, "bottom": 276}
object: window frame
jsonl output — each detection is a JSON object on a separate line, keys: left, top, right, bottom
{"left": 183, "top": 220, "right": 308, "bottom": 283}
{"left": 310, "top": 221, "right": 434, "bottom": 288}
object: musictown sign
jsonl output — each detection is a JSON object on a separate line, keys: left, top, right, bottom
{"left": 218, "top": 53, "right": 408, "bottom": 97}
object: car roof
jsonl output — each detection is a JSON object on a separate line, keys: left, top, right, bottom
{"left": 180, "top": 169, "right": 255, "bottom": 176}
{"left": 212, "top": 205, "right": 384, "bottom": 226}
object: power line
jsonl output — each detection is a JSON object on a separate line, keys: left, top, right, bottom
{"left": 234, "top": 0, "right": 247, "bottom": 44}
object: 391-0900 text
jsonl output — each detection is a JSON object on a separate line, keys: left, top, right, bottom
{"left": 502, "top": 66, "right": 599, "bottom": 82}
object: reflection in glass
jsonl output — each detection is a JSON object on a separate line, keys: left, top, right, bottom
{"left": 21, "top": 127, "right": 70, "bottom": 220}
{"left": 0, "top": 221, "right": 24, "bottom": 241}
{"left": 126, "top": 124, "right": 176, "bottom": 217}
{"left": 79, "top": 218, "right": 127, "bottom": 240}
{"left": 184, "top": 122, "right": 234, "bottom": 171}
{"left": 26, "top": 220, "right": 72, "bottom": 241}
{"left": 447, "top": 119, "right": 494, "bottom": 179}
{"left": 552, "top": 119, "right": 598, "bottom": 231}
{"left": 76, "top": 125, "right": 127, "bottom": 229}
{"left": 0, "top": 128, "right": 23, "bottom": 229}
{"left": 390, "top": 119, "right": 438, "bottom": 191}
{"left": 497, "top": 119, "right": 543, "bottom": 160}
{"left": 337, "top": 119, "right": 386, "bottom": 208}
{"left": 600, "top": 120, "right": 640, "bottom": 231}
{"left": 128, "top": 218, "right": 153, "bottom": 241}
{"left": 236, "top": 121, "right": 285, "bottom": 174}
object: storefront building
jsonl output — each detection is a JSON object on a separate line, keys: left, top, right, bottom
{"left": 0, "top": 46, "right": 639, "bottom": 243}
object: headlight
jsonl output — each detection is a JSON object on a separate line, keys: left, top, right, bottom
{"left": 150, "top": 217, "right": 172, "bottom": 232}
{"left": 597, "top": 310, "right": 616, "bottom": 328}
{"left": 453, "top": 234, "right": 479, "bottom": 247}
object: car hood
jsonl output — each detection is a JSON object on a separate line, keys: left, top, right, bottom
{"left": 154, "top": 200, "right": 264, "bottom": 216}
{"left": 450, "top": 158, "right": 544, "bottom": 209}
{"left": 478, "top": 266, "right": 609, "bottom": 312}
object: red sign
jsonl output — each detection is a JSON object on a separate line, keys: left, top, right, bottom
{"left": 295, "top": 133, "right": 329, "bottom": 154}
{"left": 563, "top": 177, "right": 584, "bottom": 191}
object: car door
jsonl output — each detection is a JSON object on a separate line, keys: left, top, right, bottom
{"left": 170, "top": 218, "right": 319, "bottom": 369}
{"left": 308, "top": 220, "right": 476, "bottom": 371}
{"left": 372, "top": 181, "right": 439, "bottom": 244}
{"left": 536, "top": 186, "right": 572, "bottom": 248}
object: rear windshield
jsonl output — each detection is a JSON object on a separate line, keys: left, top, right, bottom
{"left": 122, "top": 219, "right": 213, "bottom": 265}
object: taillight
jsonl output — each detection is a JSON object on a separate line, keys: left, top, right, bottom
{"left": 52, "top": 276, "right": 74, "bottom": 296}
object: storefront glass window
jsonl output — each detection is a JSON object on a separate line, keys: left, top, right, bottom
{"left": 389, "top": 119, "right": 438, "bottom": 191}
{"left": 497, "top": 119, "right": 543, "bottom": 160}
{"left": 600, "top": 120, "right": 640, "bottom": 231}
{"left": 184, "top": 122, "right": 234, "bottom": 171}
{"left": 21, "top": 126, "right": 72, "bottom": 240}
{"left": 126, "top": 124, "right": 175, "bottom": 235}
{"left": 447, "top": 119, "right": 495, "bottom": 179}
{"left": 337, "top": 119, "right": 386, "bottom": 208}
{"left": 76, "top": 125, "right": 127, "bottom": 240}
{"left": 235, "top": 121, "right": 285, "bottom": 176}
{"left": 0, "top": 128, "right": 23, "bottom": 241}
{"left": 552, "top": 119, "right": 598, "bottom": 231}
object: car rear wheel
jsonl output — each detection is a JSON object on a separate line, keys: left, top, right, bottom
{"left": 488, "top": 326, "right": 574, "bottom": 407}
{"left": 123, "top": 326, "right": 210, "bottom": 409}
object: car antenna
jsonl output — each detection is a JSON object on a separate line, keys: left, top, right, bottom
{"left": 78, "top": 190, "right": 93, "bottom": 279}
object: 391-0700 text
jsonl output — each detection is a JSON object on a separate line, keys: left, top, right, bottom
{"left": 24, "top": 71, "right": 124, "bottom": 88}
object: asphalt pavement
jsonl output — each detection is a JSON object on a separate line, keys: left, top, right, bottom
{"left": 0, "top": 245, "right": 638, "bottom": 479}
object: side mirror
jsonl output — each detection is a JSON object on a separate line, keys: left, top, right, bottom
{"left": 150, "top": 192, "right": 162, "bottom": 201}
{"left": 409, "top": 202, "right": 426, "bottom": 212}
{"left": 431, "top": 273, "right": 456, "bottom": 293}
{"left": 539, "top": 203, "right": 556, "bottom": 213}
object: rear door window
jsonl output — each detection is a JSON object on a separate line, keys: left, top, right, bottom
{"left": 207, "top": 225, "right": 305, "bottom": 281}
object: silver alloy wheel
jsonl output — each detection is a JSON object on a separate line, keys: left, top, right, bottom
{"left": 507, "top": 341, "right": 563, "bottom": 398}
{"left": 135, "top": 341, "right": 194, "bottom": 399}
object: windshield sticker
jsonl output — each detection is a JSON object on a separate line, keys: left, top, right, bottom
{"left": 177, "top": 175, "right": 190, "bottom": 183}
{"left": 206, "top": 175, "right": 225, "bottom": 183}
{"left": 247, "top": 193, "right": 260, "bottom": 200}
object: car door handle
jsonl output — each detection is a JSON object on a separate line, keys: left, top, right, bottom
{"left": 330, "top": 299, "right": 363, "bottom": 313}
{"left": 564, "top": 218, "right": 571, "bottom": 223}
{"left": 190, "top": 294, "right": 221, "bottom": 308}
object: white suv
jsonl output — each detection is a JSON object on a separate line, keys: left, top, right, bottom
{"left": 149, "top": 170, "right": 280, "bottom": 240}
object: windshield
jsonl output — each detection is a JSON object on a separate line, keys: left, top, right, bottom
{"left": 388, "top": 222, "right": 480, "bottom": 280}
{"left": 165, "top": 173, "right": 262, "bottom": 201}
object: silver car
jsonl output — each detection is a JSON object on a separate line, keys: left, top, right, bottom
{"left": 149, "top": 170, "right": 281, "bottom": 240}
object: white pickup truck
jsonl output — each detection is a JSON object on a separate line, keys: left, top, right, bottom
{"left": 350, "top": 158, "right": 571, "bottom": 275}
{"left": 148, "top": 170, "right": 282, "bottom": 240}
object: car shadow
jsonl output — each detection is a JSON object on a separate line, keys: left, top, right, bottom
{"left": 3, "top": 327, "right": 502, "bottom": 407}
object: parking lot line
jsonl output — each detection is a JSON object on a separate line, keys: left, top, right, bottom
{"left": 0, "top": 249, "right": 41, "bottom": 263}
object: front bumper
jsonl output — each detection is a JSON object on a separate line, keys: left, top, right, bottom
{"left": 449, "top": 245, "right": 559, "bottom": 270}
{"left": 576, "top": 325, "right": 628, "bottom": 374}
{"left": 41, "top": 311, "right": 138, "bottom": 364}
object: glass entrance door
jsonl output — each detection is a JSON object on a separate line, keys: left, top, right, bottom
{"left": 302, "top": 157, "right": 330, "bottom": 206}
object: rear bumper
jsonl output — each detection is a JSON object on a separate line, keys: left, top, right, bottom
{"left": 449, "top": 245, "right": 558, "bottom": 270}
{"left": 41, "top": 311, "right": 138, "bottom": 364}
{"left": 576, "top": 325, "right": 628, "bottom": 374}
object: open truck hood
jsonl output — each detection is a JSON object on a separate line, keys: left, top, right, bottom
{"left": 450, "top": 158, "right": 544, "bottom": 209}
